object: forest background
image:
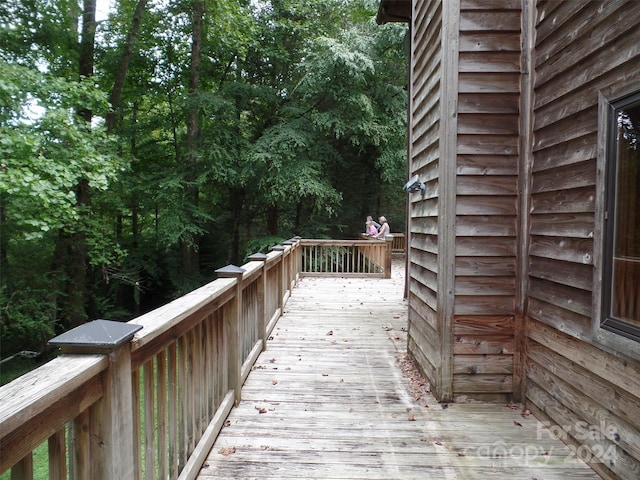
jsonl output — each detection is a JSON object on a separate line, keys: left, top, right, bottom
{"left": 0, "top": 0, "right": 408, "bottom": 366}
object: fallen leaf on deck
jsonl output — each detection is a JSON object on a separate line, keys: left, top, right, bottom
{"left": 269, "top": 358, "right": 276, "bottom": 363}
{"left": 256, "top": 406, "right": 267, "bottom": 414}
{"left": 408, "top": 414, "right": 416, "bottom": 421}
{"left": 219, "top": 447, "right": 236, "bottom": 456}
{"left": 272, "top": 379, "right": 278, "bottom": 385}
{"left": 514, "top": 421, "right": 523, "bottom": 427}
{"left": 521, "top": 407, "right": 531, "bottom": 418}
{"left": 326, "top": 330, "right": 333, "bottom": 335}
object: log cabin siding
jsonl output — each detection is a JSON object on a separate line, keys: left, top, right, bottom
{"left": 452, "top": 0, "right": 521, "bottom": 401}
{"left": 407, "top": 0, "right": 444, "bottom": 399}
{"left": 407, "top": 0, "right": 522, "bottom": 402}
{"left": 399, "top": 0, "right": 640, "bottom": 478}
{"left": 525, "top": 1, "right": 640, "bottom": 478}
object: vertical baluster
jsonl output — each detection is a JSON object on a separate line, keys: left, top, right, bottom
{"left": 143, "top": 359, "right": 155, "bottom": 480}
{"left": 48, "top": 429, "right": 66, "bottom": 480}
{"left": 177, "top": 335, "right": 187, "bottom": 470}
{"left": 71, "top": 409, "right": 90, "bottom": 479}
{"left": 12, "top": 453, "right": 33, "bottom": 480}
{"left": 167, "top": 343, "right": 178, "bottom": 479}
{"left": 157, "top": 350, "right": 167, "bottom": 480}
{"left": 132, "top": 369, "right": 142, "bottom": 479}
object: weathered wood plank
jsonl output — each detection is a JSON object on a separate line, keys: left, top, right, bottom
{"left": 197, "top": 261, "right": 599, "bottom": 480}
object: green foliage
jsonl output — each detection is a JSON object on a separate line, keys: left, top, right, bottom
{"left": 0, "top": 0, "right": 408, "bottom": 357}
{"left": 0, "top": 61, "right": 122, "bottom": 239}
{"left": 0, "top": 286, "right": 55, "bottom": 355}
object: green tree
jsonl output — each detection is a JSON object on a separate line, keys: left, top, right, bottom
{"left": 0, "top": 0, "right": 408, "bottom": 355}
{"left": 0, "top": 61, "right": 122, "bottom": 352}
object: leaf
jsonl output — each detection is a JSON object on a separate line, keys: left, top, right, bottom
{"left": 219, "top": 447, "right": 236, "bottom": 455}
{"left": 514, "top": 421, "right": 523, "bottom": 427}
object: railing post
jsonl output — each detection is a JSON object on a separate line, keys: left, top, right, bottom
{"left": 248, "top": 253, "right": 268, "bottom": 351}
{"left": 283, "top": 240, "right": 295, "bottom": 290}
{"left": 385, "top": 237, "right": 393, "bottom": 279}
{"left": 293, "top": 236, "right": 302, "bottom": 280}
{"left": 271, "top": 245, "right": 286, "bottom": 313}
{"left": 215, "top": 265, "right": 245, "bottom": 406}
{"left": 48, "top": 320, "right": 142, "bottom": 480}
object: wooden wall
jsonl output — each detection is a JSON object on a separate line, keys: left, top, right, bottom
{"left": 405, "top": 0, "right": 640, "bottom": 477}
{"left": 452, "top": 0, "right": 521, "bottom": 402}
{"left": 408, "top": 0, "right": 522, "bottom": 403}
{"left": 525, "top": 1, "right": 640, "bottom": 479}
{"left": 406, "top": 0, "right": 445, "bottom": 400}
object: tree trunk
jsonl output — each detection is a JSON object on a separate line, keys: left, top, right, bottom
{"left": 267, "top": 205, "right": 279, "bottom": 236}
{"left": 51, "top": 0, "right": 97, "bottom": 329}
{"left": 105, "top": 0, "right": 149, "bottom": 133}
{"left": 78, "top": 0, "right": 96, "bottom": 121}
{"left": 227, "top": 188, "right": 245, "bottom": 266}
{"left": 180, "top": 0, "right": 204, "bottom": 280}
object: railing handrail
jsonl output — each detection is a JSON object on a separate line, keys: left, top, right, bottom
{"left": 0, "top": 236, "right": 395, "bottom": 479}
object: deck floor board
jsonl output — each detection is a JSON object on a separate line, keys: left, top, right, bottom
{"left": 198, "top": 260, "right": 601, "bottom": 480}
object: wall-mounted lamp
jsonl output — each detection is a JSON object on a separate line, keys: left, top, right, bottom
{"left": 403, "top": 174, "right": 425, "bottom": 195}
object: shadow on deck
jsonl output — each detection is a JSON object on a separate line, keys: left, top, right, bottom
{"left": 197, "top": 259, "right": 600, "bottom": 480}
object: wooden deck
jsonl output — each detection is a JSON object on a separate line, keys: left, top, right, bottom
{"left": 197, "top": 259, "right": 601, "bottom": 480}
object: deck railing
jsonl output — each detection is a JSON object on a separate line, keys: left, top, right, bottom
{"left": 0, "top": 236, "right": 393, "bottom": 480}
{"left": 300, "top": 237, "right": 393, "bottom": 278}
{"left": 390, "top": 233, "right": 406, "bottom": 253}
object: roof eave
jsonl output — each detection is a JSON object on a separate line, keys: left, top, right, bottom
{"left": 376, "top": 0, "right": 412, "bottom": 25}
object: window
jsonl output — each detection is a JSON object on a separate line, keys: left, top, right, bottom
{"left": 602, "top": 92, "right": 640, "bottom": 341}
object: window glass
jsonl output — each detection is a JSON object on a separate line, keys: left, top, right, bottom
{"left": 603, "top": 96, "right": 640, "bottom": 339}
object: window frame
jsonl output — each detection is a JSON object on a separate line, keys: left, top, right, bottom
{"left": 596, "top": 88, "right": 640, "bottom": 346}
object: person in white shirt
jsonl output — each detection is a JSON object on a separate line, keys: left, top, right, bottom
{"left": 374, "top": 216, "right": 390, "bottom": 238}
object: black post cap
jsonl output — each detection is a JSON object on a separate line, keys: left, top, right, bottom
{"left": 48, "top": 319, "right": 143, "bottom": 354}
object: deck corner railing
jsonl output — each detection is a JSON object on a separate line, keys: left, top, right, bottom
{"left": 0, "top": 235, "right": 397, "bottom": 480}
{"left": 300, "top": 237, "right": 393, "bottom": 278}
